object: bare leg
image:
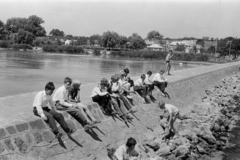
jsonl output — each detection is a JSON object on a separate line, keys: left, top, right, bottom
{"left": 168, "top": 63, "right": 171, "bottom": 75}
{"left": 77, "top": 103, "right": 97, "bottom": 123}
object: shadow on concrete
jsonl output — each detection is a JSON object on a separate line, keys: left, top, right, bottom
{"left": 68, "top": 134, "right": 83, "bottom": 147}
{"left": 149, "top": 95, "right": 157, "bottom": 103}
{"left": 85, "top": 127, "right": 103, "bottom": 142}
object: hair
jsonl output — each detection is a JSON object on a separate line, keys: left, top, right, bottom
{"left": 147, "top": 71, "right": 152, "bottom": 75}
{"left": 126, "top": 137, "right": 137, "bottom": 148}
{"left": 124, "top": 68, "right": 129, "bottom": 74}
{"left": 45, "top": 82, "right": 55, "bottom": 91}
{"left": 158, "top": 100, "right": 165, "bottom": 107}
{"left": 111, "top": 74, "right": 120, "bottom": 81}
{"left": 160, "top": 69, "right": 165, "bottom": 74}
{"left": 169, "top": 50, "right": 173, "bottom": 53}
{"left": 64, "top": 77, "right": 72, "bottom": 84}
{"left": 141, "top": 74, "right": 146, "bottom": 79}
{"left": 72, "top": 80, "right": 81, "bottom": 89}
{"left": 100, "top": 78, "right": 109, "bottom": 87}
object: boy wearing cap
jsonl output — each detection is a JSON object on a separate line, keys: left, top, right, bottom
{"left": 158, "top": 100, "right": 179, "bottom": 136}
{"left": 33, "top": 82, "right": 73, "bottom": 139}
{"left": 152, "top": 69, "right": 169, "bottom": 98}
{"left": 133, "top": 74, "right": 148, "bottom": 104}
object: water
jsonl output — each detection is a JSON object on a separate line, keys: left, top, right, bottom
{"left": 0, "top": 50, "right": 192, "bottom": 97}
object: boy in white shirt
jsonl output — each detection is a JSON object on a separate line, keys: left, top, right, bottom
{"left": 158, "top": 100, "right": 180, "bottom": 137}
{"left": 33, "top": 82, "right": 73, "bottom": 139}
{"left": 133, "top": 74, "right": 148, "bottom": 104}
{"left": 152, "top": 69, "right": 169, "bottom": 98}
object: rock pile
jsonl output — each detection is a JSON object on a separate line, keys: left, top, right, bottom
{"left": 137, "top": 72, "right": 240, "bottom": 160}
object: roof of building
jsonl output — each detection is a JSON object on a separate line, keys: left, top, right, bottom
{"left": 147, "top": 44, "right": 163, "bottom": 48}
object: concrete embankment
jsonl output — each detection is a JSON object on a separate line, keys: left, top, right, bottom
{"left": 0, "top": 61, "right": 240, "bottom": 159}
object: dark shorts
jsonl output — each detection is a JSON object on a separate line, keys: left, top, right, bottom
{"left": 166, "top": 60, "right": 170, "bottom": 63}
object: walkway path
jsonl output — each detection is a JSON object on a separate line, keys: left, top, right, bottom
{"left": 0, "top": 61, "right": 239, "bottom": 124}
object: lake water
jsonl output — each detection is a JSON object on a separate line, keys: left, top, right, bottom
{"left": 0, "top": 50, "right": 193, "bottom": 97}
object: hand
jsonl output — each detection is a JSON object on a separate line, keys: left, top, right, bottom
{"left": 40, "top": 114, "right": 47, "bottom": 120}
{"left": 72, "top": 103, "right": 78, "bottom": 108}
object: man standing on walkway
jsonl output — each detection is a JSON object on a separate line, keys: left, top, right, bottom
{"left": 165, "top": 50, "right": 174, "bottom": 75}
{"left": 33, "top": 82, "right": 73, "bottom": 139}
{"left": 53, "top": 77, "right": 94, "bottom": 130}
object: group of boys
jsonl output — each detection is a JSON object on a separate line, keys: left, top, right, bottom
{"left": 33, "top": 77, "right": 99, "bottom": 139}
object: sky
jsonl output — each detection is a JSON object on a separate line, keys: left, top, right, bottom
{"left": 0, "top": 0, "right": 239, "bottom": 39}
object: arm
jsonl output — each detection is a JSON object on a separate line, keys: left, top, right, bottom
{"left": 49, "top": 98, "right": 56, "bottom": 111}
{"left": 35, "top": 95, "right": 47, "bottom": 120}
{"left": 95, "top": 87, "right": 109, "bottom": 96}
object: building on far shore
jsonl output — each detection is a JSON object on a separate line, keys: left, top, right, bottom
{"left": 147, "top": 44, "right": 163, "bottom": 51}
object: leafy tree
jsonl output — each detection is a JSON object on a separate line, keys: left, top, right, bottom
{"left": 119, "top": 35, "right": 128, "bottom": 49}
{"left": 76, "top": 36, "right": 88, "bottom": 45}
{"left": 128, "top": 33, "right": 146, "bottom": 50}
{"left": 16, "top": 29, "right": 35, "bottom": 45}
{"left": 207, "top": 45, "right": 216, "bottom": 54}
{"left": 89, "top": 34, "right": 102, "bottom": 46}
{"left": 65, "top": 34, "right": 73, "bottom": 40}
{"left": 175, "top": 44, "right": 185, "bottom": 52}
{"left": 49, "top": 29, "right": 65, "bottom": 37}
{"left": 26, "top": 15, "right": 46, "bottom": 37}
{"left": 101, "top": 31, "right": 120, "bottom": 49}
{"left": 196, "top": 39, "right": 205, "bottom": 47}
{"left": 147, "top": 30, "right": 163, "bottom": 40}
{"left": 0, "top": 20, "right": 7, "bottom": 40}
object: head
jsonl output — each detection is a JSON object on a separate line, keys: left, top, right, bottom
{"left": 111, "top": 74, "right": 120, "bottom": 83}
{"left": 100, "top": 78, "right": 108, "bottom": 89}
{"left": 72, "top": 80, "right": 81, "bottom": 90}
{"left": 147, "top": 71, "right": 152, "bottom": 76}
{"left": 124, "top": 68, "right": 130, "bottom": 76}
{"left": 159, "top": 69, "right": 165, "bottom": 75}
{"left": 119, "top": 70, "right": 126, "bottom": 78}
{"left": 45, "top": 82, "right": 55, "bottom": 95}
{"left": 64, "top": 77, "right": 72, "bottom": 90}
{"left": 158, "top": 100, "right": 165, "bottom": 109}
{"left": 169, "top": 50, "right": 173, "bottom": 55}
{"left": 126, "top": 137, "right": 137, "bottom": 150}
{"left": 140, "top": 74, "right": 146, "bottom": 81}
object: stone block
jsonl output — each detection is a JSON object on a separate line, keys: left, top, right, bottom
{"left": 6, "top": 126, "right": 17, "bottom": 135}
{"left": 0, "top": 142, "right": 5, "bottom": 154}
{"left": 74, "top": 120, "right": 84, "bottom": 130}
{"left": 0, "top": 154, "right": 10, "bottom": 160}
{"left": 29, "top": 118, "right": 46, "bottom": 130}
{"left": 42, "top": 130, "right": 55, "bottom": 143}
{"left": 87, "top": 104, "right": 93, "bottom": 112}
{"left": 15, "top": 122, "right": 29, "bottom": 133}
{"left": 13, "top": 136, "right": 28, "bottom": 155}
{"left": 91, "top": 109, "right": 100, "bottom": 121}
{"left": 23, "top": 133, "right": 34, "bottom": 150}
{"left": 32, "top": 132, "right": 43, "bottom": 144}
{"left": 91, "top": 103, "right": 100, "bottom": 109}
{"left": 66, "top": 119, "right": 77, "bottom": 131}
{"left": 97, "top": 109, "right": 105, "bottom": 120}
{"left": 0, "top": 129, "right": 6, "bottom": 139}
{"left": 3, "top": 138, "right": 14, "bottom": 152}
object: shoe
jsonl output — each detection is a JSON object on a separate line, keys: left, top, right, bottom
{"left": 126, "top": 115, "right": 133, "bottom": 120}
{"left": 56, "top": 132, "right": 63, "bottom": 139}
{"left": 84, "top": 124, "right": 95, "bottom": 131}
{"left": 67, "top": 129, "right": 74, "bottom": 135}
{"left": 92, "top": 120, "right": 101, "bottom": 124}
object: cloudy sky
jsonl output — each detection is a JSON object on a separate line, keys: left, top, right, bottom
{"left": 0, "top": 0, "right": 239, "bottom": 39}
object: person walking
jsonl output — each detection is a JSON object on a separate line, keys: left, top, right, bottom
{"left": 165, "top": 50, "right": 174, "bottom": 75}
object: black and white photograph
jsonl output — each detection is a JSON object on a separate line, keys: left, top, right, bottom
{"left": 0, "top": 0, "right": 240, "bottom": 159}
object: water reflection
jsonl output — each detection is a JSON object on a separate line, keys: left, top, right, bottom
{"left": 0, "top": 50, "right": 193, "bottom": 97}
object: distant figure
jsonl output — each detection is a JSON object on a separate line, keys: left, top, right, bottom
{"left": 114, "top": 137, "right": 139, "bottom": 160}
{"left": 158, "top": 100, "right": 180, "bottom": 137}
{"left": 33, "top": 82, "right": 73, "bottom": 139}
{"left": 165, "top": 50, "right": 174, "bottom": 75}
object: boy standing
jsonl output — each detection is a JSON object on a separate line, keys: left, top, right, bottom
{"left": 158, "top": 100, "right": 179, "bottom": 136}
{"left": 33, "top": 82, "right": 73, "bottom": 139}
{"left": 165, "top": 50, "right": 174, "bottom": 75}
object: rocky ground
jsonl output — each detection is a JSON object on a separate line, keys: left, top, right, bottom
{"left": 116, "top": 71, "right": 240, "bottom": 160}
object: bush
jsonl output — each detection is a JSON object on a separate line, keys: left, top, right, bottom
{"left": 42, "top": 45, "right": 86, "bottom": 54}
{"left": 12, "top": 44, "right": 33, "bottom": 50}
{"left": 0, "top": 40, "right": 12, "bottom": 48}
{"left": 93, "top": 48, "right": 101, "bottom": 55}
{"left": 111, "top": 50, "right": 209, "bottom": 62}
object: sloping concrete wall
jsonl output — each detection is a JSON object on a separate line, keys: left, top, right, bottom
{"left": 0, "top": 63, "right": 239, "bottom": 160}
